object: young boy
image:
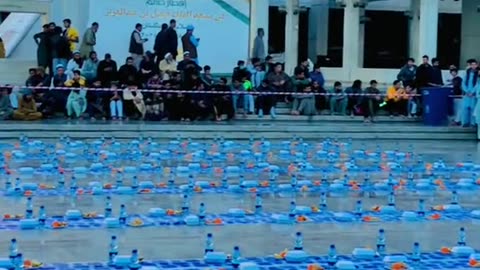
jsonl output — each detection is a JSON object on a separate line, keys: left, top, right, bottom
{"left": 361, "top": 80, "right": 381, "bottom": 123}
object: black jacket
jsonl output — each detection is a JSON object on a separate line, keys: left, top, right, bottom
{"left": 165, "top": 27, "right": 178, "bottom": 57}
{"left": 154, "top": 29, "right": 168, "bottom": 57}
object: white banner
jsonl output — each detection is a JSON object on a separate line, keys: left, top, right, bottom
{"left": 89, "top": 0, "right": 250, "bottom": 73}
{"left": 0, "top": 13, "right": 40, "bottom": 57}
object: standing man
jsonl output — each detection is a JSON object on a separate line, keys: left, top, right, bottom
{"left": 397, "top": 57, "right": 417, "bottom": 87}
{"left": 79, "top": 22, "right": 99, "bottom": 59}
{"left": 415, "top": 55, "right": 433, "bottom": 89}
{"left": 153, "top": 23, "right": 169, "bottom": 65}
{"left": 461, "top": 59, "right": 478, "bottom": 127}
{"left": 129, "top": 23, "right": 148, "bottom": 69}
{"left": 165, "top": 19, "right": 178, "bottom": 60}
{"left": 62, "top": 19, "right": 80, "bottom": 52}
{"left": 181, "top": 25, "right": 199, "bottom": 64}
{"left": 252, "top": 28, "right": 266, "bottom": 60}
{"left": 33, "top": 24, "right": 50, "bottom": 70}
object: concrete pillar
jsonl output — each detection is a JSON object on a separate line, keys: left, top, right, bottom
{"left": 460, "top": 0, "right": 480, "bottom": 65}
{"left": 358, "top": 8, "right": 365, "bottom": 68}
{"left": 308, "top": 0, "right": 329, "bottom": 60}
{"left": 284, "top": 0, "right": 300, "bottom": 75}
{"left": 408, "top": 0, "right": 420, "bottom": 60}
{"left": 417, "top": 0, "right": 438, "bottom": 61}
{"left": 342, "top": 0, "right": 361, "bottom": 70}
{"left": 249, "top": 0, "right": 269, "bottom": 59}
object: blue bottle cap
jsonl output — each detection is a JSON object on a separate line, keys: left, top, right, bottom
{"left": 121, "top": 204, "right": 125, "bottom": 207}
{"left": 330, "top": 244, "right": 335, "bottom": 249}
{"left": 379, "top": 229, "right": 384, "bottom": 233}
{"left": 200, "top": 203, "right": 204, "bottom": 206}
{"left": 11, "top": 238, "right": 16, "bottom": 242}
{"left": 207, "top": 233, "right": 212, "bottom": 237}
{"left": 296, "top": 232, "right": 302, "bottom": 236}
{"left": 234, "top": 246, "right": 239, "bottom": 250}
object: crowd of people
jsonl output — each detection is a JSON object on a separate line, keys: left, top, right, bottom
{"left": 0, "top": 17, "right": 478, "bottom": 125}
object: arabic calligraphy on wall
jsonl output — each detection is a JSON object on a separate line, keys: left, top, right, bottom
{"left": 145, "top": 0, "right": 187, "bottom": 8}
{"left": 106, "top": 9, "right": 225, "bottom": 23}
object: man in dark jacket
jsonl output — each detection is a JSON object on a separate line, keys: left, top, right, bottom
{"left": 165, "top": 19, "right": 178, "bottom": 59}
{"left": 50, "top": 26, "right": 71, "bottom": 75}
{"left": 429, "top": 58, "right": 443, "bottom": 86}
{"left": 153, "top": 23, "right": 169, "bottom": 65}
{"left": 415, "top": 55, "right": 433, "bottom": 88}
{"left": 97, "top": 53, "right": 118, "bottom": 87}
{"left": 397, "top": 57, "right": 417, "bottom": 87}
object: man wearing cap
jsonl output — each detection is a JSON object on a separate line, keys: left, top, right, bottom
{"left": 181, "top": 25, "right": 199, "bottom": 64}
{"left": 129, "top": 23, "right": 148, "bottom": 69}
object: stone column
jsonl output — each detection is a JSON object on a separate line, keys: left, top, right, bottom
{"left": 284, "top": 0, "right": 300, "bottom": 75}
{"left": 417, "top": 0, "right": 438, "bottom": 60}
{"left": 460, "top": 0, "right": 480, "bottom": 65}
{"left": 342, "top": 0, "right": 361, "bottom": 70}
{"left": 249, "top": 0, "right": 269, "bottom": 59}
{"left": 308, "top": 0, "right": 329, "bottom": 60}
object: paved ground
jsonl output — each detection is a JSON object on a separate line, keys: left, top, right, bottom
{"left": 0, "top": 138, "right": 479, "bottom": 264}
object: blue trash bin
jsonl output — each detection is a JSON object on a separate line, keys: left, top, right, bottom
{"left": 422, "top": 87, "right": 452, "bottom": 126}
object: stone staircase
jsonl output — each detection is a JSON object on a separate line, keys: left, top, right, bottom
{"left": 0, "top": 119, "right": 475, "bottom": 141}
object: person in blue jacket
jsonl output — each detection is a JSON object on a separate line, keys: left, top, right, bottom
{"left": 461, "top": 59, "right": 478, "bottom": 127}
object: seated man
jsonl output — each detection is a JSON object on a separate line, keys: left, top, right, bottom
{"left": 13, "top": 92, "right": 43, "bottom": 121}
{"left": 64, "top": 70, "right": 87, "bottom": 119}
{"left": 329, "top": 81, "right": 347, "bottom": 115}
{"left": 293, "top": 83, "right": 316, "bottom": 116}
{"left": 0, "top": 87, "right": 13, "bottom": 120}
{"left": 291, "top": 71, "right": 311, "bottom": 115}
{"left": 385, "top": 80, "right": 408, "bottom": 117}
{"left": 212, "top": 78, "right": 234, "bottom": 121}
{"left": 361, "top": 80, "right": 381, "bottom": 123}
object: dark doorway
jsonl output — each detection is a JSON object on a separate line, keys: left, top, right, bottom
{"left": 325, "top": 8, "right": 344, "bottom": 67}
{"left": 363, "top": 11, "right": 408, "bottom": 68}
{"left": 437, "top": 13, "right": 461, "bottom": 69}
{"left": 268, "top": 6, "right": 309, "bottom": 66}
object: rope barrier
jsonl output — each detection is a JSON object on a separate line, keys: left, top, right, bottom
{"left": 1, "top": 85, "right": 462, "bottom": 98}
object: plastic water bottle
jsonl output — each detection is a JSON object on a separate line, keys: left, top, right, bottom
{"left": 116, "top": 172, "right": 123, "bottom": 186}
{"left": 9, "top": 238, "right": 18, "bottom": 261}
{"left": 14, "top": 177, "right": 21, "bottom": 190}
{"left": 168, "top": 172, "right": 175, "bottom": 187}
{"left": 376, "top": 229, "right": 386, "bottom": 255}
{"left": 327, "top": 244, "right": 338, "bottom": 266}
{"left": 119, "top": 204, "right": 127, "bottom": 224}
{"left": 354, "top": 200, "right": 363, "bottom": 217}
{"left": 58, "top": 172, "right": 65, "bottom": 189}
{"left": 129, "top": 249, "right": 141, "bottom": 269}
{"left": 387, "top": 192, "right": 395, "bottom": 207}
{"left": 205, "top": 233, "right": 214, "bottom": 254}
{"left": 255, "top": 193, "right": 262, "bottom": 214}
{"left": 25, "top": 197, "right": 33, "bottom": 219}
{"left": 411, "top": 242, "right": 421, "bottom": 263}
{"left": 38, "top": 205, "right": 46, "bottom": 225}
{"left": 290, "top": 175, "right": 297, "bottom": 189}
{"left": 131, "top": 176, "right": 139, "bottom": 190}
{"left": 269, "top": 174, "right": 276, "bottom": 189}
{"left": 417, "top": 199, "right": 425, "bottom": 216}
{"left": 249, "top": 134, "right": 254, "bottom": 145}
{"left": 239, "top": 175, "right": 245, "bottom": 186}
{"left": 5, "top": 172, "right": 11, "bottom": 190}
{"left": 387, "top": 174, "right": 394, "bottom": 190}
{"left": 221, "top": 175, "right": 228, "bottom": 188}
{"left": 289, "top": 201, "right": 296, "bottom": 220}
{"left": 320, "top": 192, "right": 327, "bottom": 211}
{"left": 232, "top": 246, "right": 241, "bottom": 268}
{"left": 321, "top": 171, "right": 328, "bottom": 186}
{"left": 458, "top": 227, "right": 466, "bottom": 246}
{"left": 108, "top": 236, "right": 118, "bottom": 265}
{"left": 105, "top": 196, "right": 112, "bottom": 218}
{"left": 188, "top": 175, "right": 194, "bottom": 190}
{"left": 198, "top": 202, "right": 206, "bottom": 221}
{"left": 294, "top": 232, "right": 303, "bottom": 250}
{"left": 182, "top": 194, "right": 190, "bottom": 214}
{"left": 70, "top": 176, "right": 78, "bottom": 192}
{"left": 451, "top": 191, "right": 459, "bottom": 205}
